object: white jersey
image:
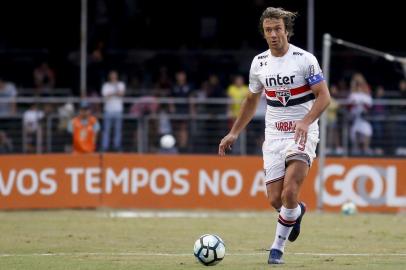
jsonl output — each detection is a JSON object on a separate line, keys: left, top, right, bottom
{"left": 249, "top": 44, "right": 324, "bottom": 140}
{"left": 102, "top": 81, "right": 126, "bottom": 113}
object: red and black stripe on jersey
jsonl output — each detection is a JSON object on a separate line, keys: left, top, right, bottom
{"left": 265, "top": 84, "right": 315, "bottom": 107}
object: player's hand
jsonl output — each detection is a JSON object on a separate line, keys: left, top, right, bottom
{"left": 218, "top": 133, "right": 238, "bottom": 156}
{"left": 293, "top": 120, "right": 309, "bottom": 146}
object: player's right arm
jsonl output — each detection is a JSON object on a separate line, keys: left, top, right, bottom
{"left": 218, "top": 91, "right": 262, "bottom": 155}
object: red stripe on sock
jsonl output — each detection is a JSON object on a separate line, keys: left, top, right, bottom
{"left": 278, "top": 215, "right": 296, "bottom": 225}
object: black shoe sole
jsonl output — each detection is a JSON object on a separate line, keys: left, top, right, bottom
{"left": 288, "top": 202, "right": 306, "bottom": 242}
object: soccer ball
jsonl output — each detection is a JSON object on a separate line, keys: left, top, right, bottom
{"left": 193, "top": 234, "right": 226, "bottom": 266}
{"left": 160, "top": 134, "right": 176, "bottom": 149}
{"left": 341, "top": 201, "right": 357, "bottom": 215}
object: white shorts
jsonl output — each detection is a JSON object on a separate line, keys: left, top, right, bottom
{"left": 263, "top": 137, "right": 318, "bottom": 184}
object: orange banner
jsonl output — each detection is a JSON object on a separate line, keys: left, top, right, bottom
{"left": 0, "top": 154, "right": 405, "bottom": 212}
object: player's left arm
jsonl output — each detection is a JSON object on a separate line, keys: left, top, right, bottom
{"left": 294, "top": 80, "right": 331, "bottom": 145}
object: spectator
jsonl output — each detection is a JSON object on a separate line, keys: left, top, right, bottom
{"left": 226, "top": 75, "right": 249, "bottom": 154}
{"left": 336, "top": 79, "right": 350, "bottom": 98}
{"left": 193, "top": 80, "right": 210, "bottom": 114}
{"left": 348, "top": 73, "right": 373, "bottom": 155}
{"left": 189, "top": 81, "right": 211, "bottom": 153}
{"left": 67, "top": 101, "right": 100, "bottom": 154}
{"left": 154, "top": 66, "right": 172, "bottom": 97}
{"left": 33, "top": 62, "right": 55, "bottom": 95}
{"left": 206, "top": 74, "right": 226, "bottom": 115}
{"left": 0, "top": 130, "right": 13, "bottom": 153}
{"left": 127, "top": 75, "right": 142, "bottom": 96}
{"left": 158, "top": 103, "right": 173, "bottom": 136}
{"left": 170, "top": 71, "right": 194, "bottom": 153}
{"left": 0, "top": 78, "right": 17, "bottom": 116}
{"left": 101, "top": 70, "right": 126, "bottom": 152}
{"left": 57, "top": 102, "right": 75, "bottom": 152}
{"left": 23, "top": 104, "right": 44, "bottom": 153}
{"left": 169, "top": 71, "right": 194, "bottom": 114}
{"left": 129, "top": 94, "right": 159, "bottom": 152}
{"left": 227, "top": 75, "right": 249, "bottom": 120}
{"left": 206, "top": 74, "right": 227, "bottom": 153}
{"left": 129, "top": 96, "right": 159, "bottom": 117}
{"left": 88, "top": 90, "right": 102, "bottom": 115}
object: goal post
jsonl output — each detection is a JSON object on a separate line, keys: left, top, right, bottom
{"left": 317, "top": 34, "right": 332, "bottom": 211}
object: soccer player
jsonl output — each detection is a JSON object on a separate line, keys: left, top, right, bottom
{"left": 218, "top": 7, "right": 330, "bottom": 264}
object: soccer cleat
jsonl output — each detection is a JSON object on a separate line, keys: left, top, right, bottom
{"left": 268, "top": 249, "right": 284, "bottom": 264}
{"left": 288, "top": 202, "right": 306, "bottom": 242}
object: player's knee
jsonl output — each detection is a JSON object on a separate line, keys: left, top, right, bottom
{"left": 268, "top": 195, "right": 282, "bottom": 210}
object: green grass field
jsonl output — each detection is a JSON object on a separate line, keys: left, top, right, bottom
{"left": 0, "top": 210, "right": 405, "bottom": 270}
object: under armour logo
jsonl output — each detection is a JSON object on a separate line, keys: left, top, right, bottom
{"left": 278, "top": 235, "right": 286, "bottom": 240}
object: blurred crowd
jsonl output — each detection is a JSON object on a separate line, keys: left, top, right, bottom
{"left": 327, "top": 73, "right": 406, "bottom": 156}
{"left": 0, "top": 59, "right": 406, "bottom": 156}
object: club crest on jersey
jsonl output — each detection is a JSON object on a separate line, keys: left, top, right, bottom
{"left": 275, "top": 87, "right": 291, "bottom": 106}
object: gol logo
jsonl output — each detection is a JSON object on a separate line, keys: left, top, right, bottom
{"left": 314, "top": 164, "right": 406, "bottom": 207}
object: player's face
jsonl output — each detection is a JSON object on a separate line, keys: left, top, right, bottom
{"left": 262, "top": 18, "right": 289, "bottom": 53}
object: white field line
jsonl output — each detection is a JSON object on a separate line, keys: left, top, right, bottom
{"left": 103, "top": 211, "right": 406, "bottom": 219}
{"left": 1, "top": 252, "right": 406, "bottom": 258}
{"left": 105, "top": 211, "right": 272, "bottom": 219}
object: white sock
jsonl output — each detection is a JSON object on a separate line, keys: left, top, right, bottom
{"left": 271, "top": 205, "right": 301, "bottom": 253}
